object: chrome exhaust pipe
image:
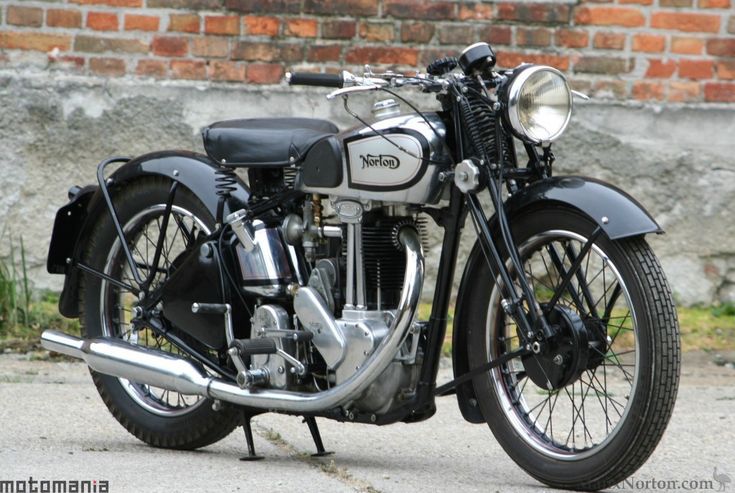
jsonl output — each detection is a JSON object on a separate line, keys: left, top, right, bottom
{"left": 41, "top": 227, "right": 424, "bottom": 414}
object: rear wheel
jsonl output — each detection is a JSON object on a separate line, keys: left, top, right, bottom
{"left": 466, "top": 206, "right": 680, "bottom": 490}
{"left": 80, "top": 178, "right": 240, "bottom": 449}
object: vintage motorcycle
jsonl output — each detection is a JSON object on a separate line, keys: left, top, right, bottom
{"left": 43, "top": 42, "right": 680, "bottom": 490}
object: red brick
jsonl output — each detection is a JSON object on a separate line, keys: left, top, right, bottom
{"left": 232, "top": 42, "right": 302, "bottom": 62}
{"left": 646, "top": 59, "right": 677, "bottom": 77}
{"left": 124, "top": 14, "right": 159, "bottom": 32}
{"left": 307, "top": 44, "right": 341, "bottom": 62}
{"left": 706, "top": 38, "right": 735, "bottom": 57}
{"left": 52, "top": 55, "right": 85, "bottom": 70}
{"left": 679, "top": 59, "right": 713, "bottom": 79}
{"left": 671, "top": 37, "right": 704, "bottom": 54}
{"left": 208, "top": 60, "right": 246, "bottom": 81}
{"left": 632, "top": 81, "right": 665, "bottom": 100}
{"left": 729, "top": 16, "right": 735, "bottom": 34}
{"left": 699, "top": 0, "right": 730, "bottom": 6}
{"left": 345, "top": 46, "right": 418, "bottom": 66}
{"left": 71, "top": 0, "right": 142, "bottom": 6}
{"left": 498, "top": 52, "right": 569, "bottom": 70}
{"left": 574, "top": 56, "right": 631, "bottom": 74}
{"left": 74, "top": 35, "right": 147, "bottom": 53}
{"left": 0, "top": 32, "right": 72, "bottom": 52}
{"left": 592, "top": 80, "right": 627, "bottom": 99}
{"left": 47, "top": 10, "right": 82, "bottom": 29}
{"left": 593, "top": 32, "right": 625, "bottom": 50}
{"left": 402, "top": 22, "right": 434, "bottom": 44}
{"left": 497, "top": 3, "right": 571, "bottom": 24}
{"left": 438, "top": 24, "right": 476, "bottom": 45}
{"left": 632, "top": 34, "right": 665, "bottom": 52}
{"left": 516, "top": 28, "right": 552, "bottom": 47}
{"left": 152, "top": 36, "right": 188, "bottom": 57}
{"left": 170, "top": 60, "right": 206, "bottom": 80}
{"left": 224, "top": 0, "right": 300, "bottom": 14}
{"left": 7, "top": 6, "right": 43, "bottom": 27}
{"left": 136, "top": 59, "right": 167, "bottom": 77}
{"left": 283, "top": 19, "right": 317, "bottom": 38}
{"left": 574, "top": 7, "right": 645, "bottom": 27}
{"left": 90, "top": 57, "right": 125, "bottom": 76}
{"left": 244, "top": 16, "right": 280, "bottom": 36}
{"left": 619, "top": 0, "right": 652, "bottom": 4}
{"left": 321, "top": 20, "right": 355, "bottom": 39}
{"left": 716, "top": 60, "right": 735, "bottom": 79}
{"left": 704, "top": 82, "right": 735, "bottom": 101}
{"left": 651, "top": 12, "right": 720, "bottom": 33}
{"left": 385, "top": 0, "right": 455, "bottom": 20}
{"left": 478, "top": 25, "right": 512, "bottom": 46}
{"left": 458, "top": 3, "right": 493, "bottom": 21}
{"left": 360, "top": 22, "right": 395, "bottom": 42}
{"left": 668, "top": 81, "right": 700, "bottom": 102}
{"left": 169, "top": 15, "right": 200, "bottom": 34}
{"left": 246, "top": 63, "right": 284, "bottom": 84}
{"left": 191, "top": 37, "right": 229, "bottom": 58}
{"left": 87, "top": 12, "right": 119, "bottom": 31}
{"left": 205, "top": 15, "right": 240, "bottom": 36}
{"left": 556, "top": 28, "right": 589, "bottom": 48}
{"left": 660, "top": 0, "right": 692, "bottom": 5}
{"left": 303, "top": 0, "right": 377, "bottom": 16}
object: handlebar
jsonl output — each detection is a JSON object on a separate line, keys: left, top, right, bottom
{"left": 286, "top": 72, "right": 344, "bottom": 88}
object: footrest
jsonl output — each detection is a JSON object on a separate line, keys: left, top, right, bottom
{"left": 231, "top": 338, "right": 277, "bottom": 356}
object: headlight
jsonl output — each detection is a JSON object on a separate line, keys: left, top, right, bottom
{"left": 502, "top": 65, "right": 572, "bottom": 144}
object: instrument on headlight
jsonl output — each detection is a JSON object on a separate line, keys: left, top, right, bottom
{"left": 502, "top": 65, "right": 573, "bottom": 144}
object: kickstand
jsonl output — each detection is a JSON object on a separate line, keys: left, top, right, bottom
{"left": 303, "top": 416, "right": 334, "bottom": 457}
{"left": 240, "top": 412, "right": 264, "bottom": 461}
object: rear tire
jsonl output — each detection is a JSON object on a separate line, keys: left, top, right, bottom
{"left": 80, "top": 177, "right": 240, "bottom": 450}
{"left": 466, "top": 206, "right": 680, "bottom": 490}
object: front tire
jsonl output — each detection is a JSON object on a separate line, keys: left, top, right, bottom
{"left": 80, "top": 177, "right": 240, "bottom": 450}
{"left": 466, "top": 206, "right": 680, "bottom": 490}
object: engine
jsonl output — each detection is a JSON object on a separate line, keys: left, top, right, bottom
{"left": 228, "top": 196, "right": 427, "bottom": 415}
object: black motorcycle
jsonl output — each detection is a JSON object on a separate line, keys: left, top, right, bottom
{"left": 43, "top": 42, "right": 680, "bottom": 491}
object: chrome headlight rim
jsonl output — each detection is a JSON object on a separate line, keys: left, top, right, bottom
{"left": 503, "top": 64, "right": 573, "bottom": 145}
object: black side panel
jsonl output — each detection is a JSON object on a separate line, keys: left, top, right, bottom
{"left": 160, "top": 239, "right": 226, "bottom": 350}
{"left": 301, "top": 136, "right": 343, "bottom": 188}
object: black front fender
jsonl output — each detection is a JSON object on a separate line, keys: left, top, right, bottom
{"left": 48, "top": 151, "right": 250, "bottom": 318}
{"left": 452, "top": 175, "right": 661, "bottom": 423}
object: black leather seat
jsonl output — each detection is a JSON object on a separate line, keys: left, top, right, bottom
{"left": 202, "top": 118, "right": 339, "bottom": 167}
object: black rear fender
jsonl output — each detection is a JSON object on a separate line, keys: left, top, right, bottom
{"left": 452, "top": 175, "right": 661, "bottom": 423}
{"left": 48, "top": 151, "right": 250, "bottom": 318}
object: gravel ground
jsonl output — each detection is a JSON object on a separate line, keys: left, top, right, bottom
{"left": 0, "top": 352, "right": 733, "bottom": 493}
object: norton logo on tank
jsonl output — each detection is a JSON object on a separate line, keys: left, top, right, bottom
{"left": 360, "top": 154, "right": 400, "bottom": 169}
{"left": 347, "top": 134, "right": 423, "bottom": 187}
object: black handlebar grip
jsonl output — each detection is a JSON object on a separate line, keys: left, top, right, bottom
{"left": 191, "top": 303, "right": 228, "bottom": 315}
{"left": 288, "top": 72, "right": 344, "bottom": 88}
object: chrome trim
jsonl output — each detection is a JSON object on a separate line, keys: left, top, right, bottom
{"left": 506, "top": 65, "right": 572, "bottom": 144}
{"left": 41, "top": 228, "right": 424, "bottom": 414}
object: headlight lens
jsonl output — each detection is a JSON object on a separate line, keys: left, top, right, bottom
{"left": 504, "top": 65, "right": 572, "bottom": 144}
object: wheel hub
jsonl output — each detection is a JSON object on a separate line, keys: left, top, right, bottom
{"left": 520, "top": 305, "right": 606, "bottom": 390}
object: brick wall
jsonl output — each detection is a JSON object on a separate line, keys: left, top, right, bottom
{"left": 0, "top": 0, "right": 733, "bottom": 103}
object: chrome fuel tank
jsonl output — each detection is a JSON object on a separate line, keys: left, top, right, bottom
{"left": 296, "top": 113, "right": 451, "bottom": 204}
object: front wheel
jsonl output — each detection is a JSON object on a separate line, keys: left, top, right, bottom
{"left": 466, "top": 206, "right": 680, "bottom": 491}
